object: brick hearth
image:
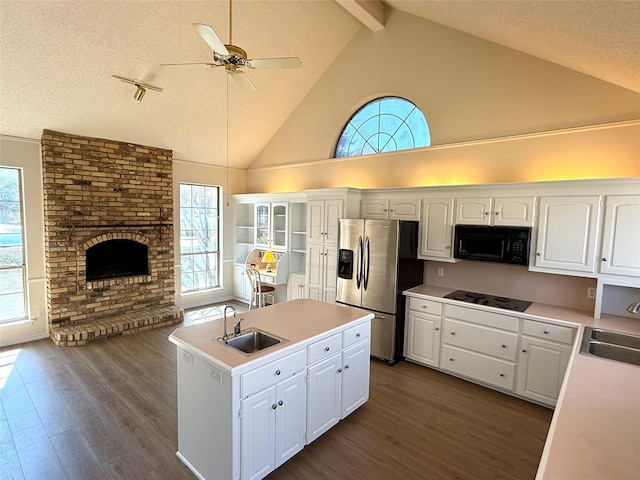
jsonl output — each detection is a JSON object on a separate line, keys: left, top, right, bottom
{"left": 41, "top": 130, "right": 182, "bottom": 345}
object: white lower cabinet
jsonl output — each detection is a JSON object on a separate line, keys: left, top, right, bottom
{"left": 404, "top": 297, "right": 442, "bottom": 367}
{"left": 516, "top": 320, "right": 574, "bottom": 406}
{"left": 241, "top": 371, "right": 306, "bottom": 480}
{"left": 234, "top": 264, "right": 251, "bottom": 301}
{"left": 306, "top": 324, "right": 371, "bottom": 444}
{"left": 404, "top": 295, "right": 578, "bottom": 408}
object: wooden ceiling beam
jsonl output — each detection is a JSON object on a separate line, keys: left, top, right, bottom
{"left": 336, "top": 0, "right": 386, "bottom": 32}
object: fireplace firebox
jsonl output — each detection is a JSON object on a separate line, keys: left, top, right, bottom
{"left": 86, "top": 239, "right": 149, "bottom": 282}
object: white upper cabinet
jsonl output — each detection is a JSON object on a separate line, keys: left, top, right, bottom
{"left": 533, "top": 196, "right": 601, "bottom": 274}
{"left": 361, "top": 197, "right": 420, "bottom": 220}
{"left": 418, "top": 198, "right": 455, "bottom": 261}
{"left": 456, "top": 197, "right": 535, "bottom": 226}
{"left": 599, "top": 195, "right": 640, "bottom": 277}
{"left": 307, "top": 199, "right": 343, "bottom": 245}
{"left": 255, "top": 202, "right": 288, "bottom": 251}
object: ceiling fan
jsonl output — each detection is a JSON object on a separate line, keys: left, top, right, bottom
{"left": 162, "top": 0, "right": 302, "bottom": 91}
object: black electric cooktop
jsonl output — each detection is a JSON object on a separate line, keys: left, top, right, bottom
{"left": 443, "top": 290, "right": 532, "bottom": 312}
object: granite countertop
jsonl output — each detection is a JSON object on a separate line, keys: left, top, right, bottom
{"left": 403, "top": 284, "right": 640, "bottom": 480}
{"left": 169, "top": 299, "right": 373, "bottom": 375}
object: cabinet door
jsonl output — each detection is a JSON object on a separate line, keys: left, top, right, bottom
{"left": 517, "top": 337, "right": 571, "bottom": 406}
{"left": 323, "top": 247, "right": 338, "bottom": 293}
{"left": 287, "top": 274, "right": 305, "bottom": 301}
{"left": 362, "top": 198, "right": 389, "bottom": 219}
{"left": 405, "top": 310, "right": 441, "bottom": 367}
{"left": 389, "top": 198, "right": 420, "bottom": 220}
{"left": 341, "top": 340, "right": 371, "bottom": 419}
{"left": 324, "top": 200, "right": 343, "bottom": 244}
{"left": 307, "top": 200, "right": 325, "bottom": 244}
{"left": 255, "top": 203, "right": 271, "bottom": 249}
{"left": 600, "top": 195, "right": 640, "bottom": 276}
{"left": 234, "top": 265, "right": 250, "bottom": 301}
{"left": 493, "top": 197, "right": 535, "bottom": 227}
{"left": 241, "top": 386, "right": 276, "bottom": 480}
{"left": 419, "top": 198, "right": 455, "bottom": 259}
{"left": 271, "top": 203, "right": 288, "bottom": 250}
{"left": 275, "top": 372, "right": 306, "bottom": 467}
{"left": 306, "top": 244, "right": 324, "bottom": 295}
{"left": 534, "top": 196, "right": 600, "bottom": 273}
{"left": 456, "top": 197, "right": 492, "bottom": 225}
{"left": 306, "top": 354, "right": 342, "bottom": 444}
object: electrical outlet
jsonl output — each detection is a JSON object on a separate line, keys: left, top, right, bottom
{"left": 211, "top": 368, "right": 223, "bottom": 384}
{"left": 183, "top": 351, "right": 193, "bottom": 365}
{"left": 587, "top": 287, "right": 596, "bottom": 299}
{"left": 437, "top": 267, "right": 444, "bottom": 277}
{"left": 37, "top": 309, "right": 45, "bottom": 318}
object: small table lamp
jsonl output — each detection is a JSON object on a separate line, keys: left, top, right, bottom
{"left": 262, "top": 250, "right": 276, "bottom": 273}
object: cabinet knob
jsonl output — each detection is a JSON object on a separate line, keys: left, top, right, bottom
{"left": 435, "top": 327, "right": 440, "bottom": 331}
{"left": 536, "top": 252, "right": 541, "bottom": 256}
{"left": 446, "top": 246, "right": 450, "bottom": 250}
{"left": 450, "top": 332, "right": 456, "bottom": 335}
{"left": 522, "top": 349, "right": 527, "bottom": 353}
{"left": 499, "top": 373, "right": 505, "bottom": 377}
{"left": 324, "top": 346, "right": 330, "bottom": 352}
{"left": 602, "top": 258, "right": 607, "bottom": 262}
{"left": 449, "top": 358, "right": 454, "bottom": 362}
{"left": 272, "top": 404, "right": 277, "bottom": 409}
{"left": 344, "top": 364, "right": 350, "bottom": 369}
{"left": 484, "top": 212, "right": 489, "bottom": 215}
{"left": 275, "top": 369, "right": 281, "bottom": 376}
{"left": 543, "top": 330, "right": 549, "bottom": 334}
{"left": 337, "top": 368, "right": 343, "bottom": 373}
{"left": 356, "top": 333, "right": 361, "bottom": 338}
{"left": 501, "top": 344, "right": 507, "bottom": 348}
{"left": 278, "top": 400, "right": 283, "bottom": 406}
{"left": 495, "top": 212, "right": 499, "bottom": 215}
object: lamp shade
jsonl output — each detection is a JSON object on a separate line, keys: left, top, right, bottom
{"left": 262, "top": 250, "right": 276, "bottom": 263}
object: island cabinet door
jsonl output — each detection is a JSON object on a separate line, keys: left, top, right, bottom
{"left": 306, "top": 353, "right": 342, "bottom": 444}
{"left": 341, "top": 340, "right": 370, "bottom": 419}
{"left": 275, "top": 371, "right": 307, "bottom": 468}
{"left": 241, "top": 387, "right": 276, "bottom": 480}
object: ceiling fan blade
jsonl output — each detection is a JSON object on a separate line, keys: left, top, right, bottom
{"left": 193, "top": 23, "right": 229, "bottom": 55}
{"left": 161, "top": 62, "right": 220, "bottom": 67}
{"left": 230, "top": 71, "right": 256, "bottom": 91}
{"left": 246, "top": 57, "right": 302, "bottom": 69}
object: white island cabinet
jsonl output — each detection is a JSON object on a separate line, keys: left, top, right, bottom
{"left": 168, "top": 299, "right": 373, "bottom": 480}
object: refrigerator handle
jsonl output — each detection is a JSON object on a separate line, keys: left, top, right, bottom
{"left": 363, "top": 236, "right": 370, "bottom": 290}
{"left": 356, "top": 236, "right": 363, "bottom": 288}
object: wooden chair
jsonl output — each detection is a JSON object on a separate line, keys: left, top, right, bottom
{"left": 246, "top": 268, "right": 275, "bottom": 310}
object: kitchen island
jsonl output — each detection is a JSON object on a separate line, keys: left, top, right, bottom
{"left": 168, "top": 299, "right": 373, "bottom": 480}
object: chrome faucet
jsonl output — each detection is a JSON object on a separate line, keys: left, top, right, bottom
{"left": 222, "top": 306, "right": 237, "bottom": 341}
{"left": 627, "top": 301, "right": 640, "bottom": 314}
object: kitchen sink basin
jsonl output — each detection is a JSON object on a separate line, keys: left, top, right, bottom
{"left": 580, "top": 327, "right": 640, "bottom": 367}
{"left": 219, "top": 329, "right": 284, "bottom": 354}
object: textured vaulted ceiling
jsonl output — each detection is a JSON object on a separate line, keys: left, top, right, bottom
{"left": 1, "top": 1, "right": 638, "bottom": 170}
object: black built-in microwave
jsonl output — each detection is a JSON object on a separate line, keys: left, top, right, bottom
{"left": 453, "top": 225, "right": 531, "bottom": 265}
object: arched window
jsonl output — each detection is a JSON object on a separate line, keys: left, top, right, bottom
{"left": 335, "top": 97, "right": 430, "bottom": 158}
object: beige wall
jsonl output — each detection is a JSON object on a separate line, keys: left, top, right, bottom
{"left": 246, "top": 9, "right": 640, "bottom": 192}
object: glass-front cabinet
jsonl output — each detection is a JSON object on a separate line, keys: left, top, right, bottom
{"left": 255, "top": 202, "right": 288, "bottom": 251}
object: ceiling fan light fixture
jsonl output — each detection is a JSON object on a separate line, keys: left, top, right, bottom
{"left": 133, "top": 85, "right": 146, "bottom": 101}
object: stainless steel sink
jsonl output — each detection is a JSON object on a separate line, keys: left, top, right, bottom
{"left": 219, "top": 328, "right": 285, "bottom": 354}
{"left": 580, "top": 327, "right": 640, "bottom": 367}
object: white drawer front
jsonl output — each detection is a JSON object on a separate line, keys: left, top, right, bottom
{"left": 445, "top": 304, "right": 518, "bottom": 332}
{"left": 308, "top": 333, "right": 342, "bottom": 365}
{"left": 441, "top": 344, "right": 516, "bottom": 391}
{"left": 443, "top": 318, "right": 518, "bottom": 361}
{"left": 343, "top": 321, "right": 371, "bottom": 348}
{"left": 522, "top": 319, "right": 575, "bottom": 344}
{"left": 241, "top": 349, "right": 306, "bottom": 398}
{"left": 409, "top": 297, "right": 443, "bottom": 315}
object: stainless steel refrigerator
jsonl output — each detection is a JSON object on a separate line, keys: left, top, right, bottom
{"left": 336, "top": 219, "right": 424, "bottom": 364}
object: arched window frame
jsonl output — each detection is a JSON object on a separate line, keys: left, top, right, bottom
{"left": 334, "top": 96, "right": 430, "bottom": 158}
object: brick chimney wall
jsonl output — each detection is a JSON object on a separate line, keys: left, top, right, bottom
{"left": 41, "top": 130, "right": 176, "bottom": 329}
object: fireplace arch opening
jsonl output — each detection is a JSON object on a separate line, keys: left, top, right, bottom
{"left": 86, "top": 239, "right": 149, "bottom": 282}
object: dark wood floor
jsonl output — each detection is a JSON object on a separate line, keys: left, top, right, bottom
{"left": 1, "top": 302, "right": 552, "bottom": 480}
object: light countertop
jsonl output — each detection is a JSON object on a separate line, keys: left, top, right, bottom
{"left": 169, "top": 299, "right": 373, "bottom": 375}
{"left": 403, "top": 284, "right": 640, "bottom": 480}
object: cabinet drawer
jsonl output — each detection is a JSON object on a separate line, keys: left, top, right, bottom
{"left": 409, "top": 297, "right": 443, "bottom": 315}
{"left": 443, "top": 318, "right": 518, "bottom": 361}
{"left": 445, "top": 304, "right": 518, "bottom": 331}
{"left": 522, "top": 319, "right": 575, "bottom": 344}
{"left": 441, "top": 344, "right": 516, "bottom": 391}
{"left": 241, "top": 349, "right": 306, "bottom": 398}
{"left": 343, "top": 321, "right": 371, "bottom": 348}
{"left": 308, "top": 333, "right": 342, "bottom": 364}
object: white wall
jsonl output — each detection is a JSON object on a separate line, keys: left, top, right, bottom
{"left": 0, "top": 136, "right": 48, "bottom": 346}
{"left": 246, "top": 9, "right": 640, "bottom": 192}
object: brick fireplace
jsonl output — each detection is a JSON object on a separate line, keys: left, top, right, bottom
{"left": 41, "top": 130, "right": 183, "bottom": 346}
